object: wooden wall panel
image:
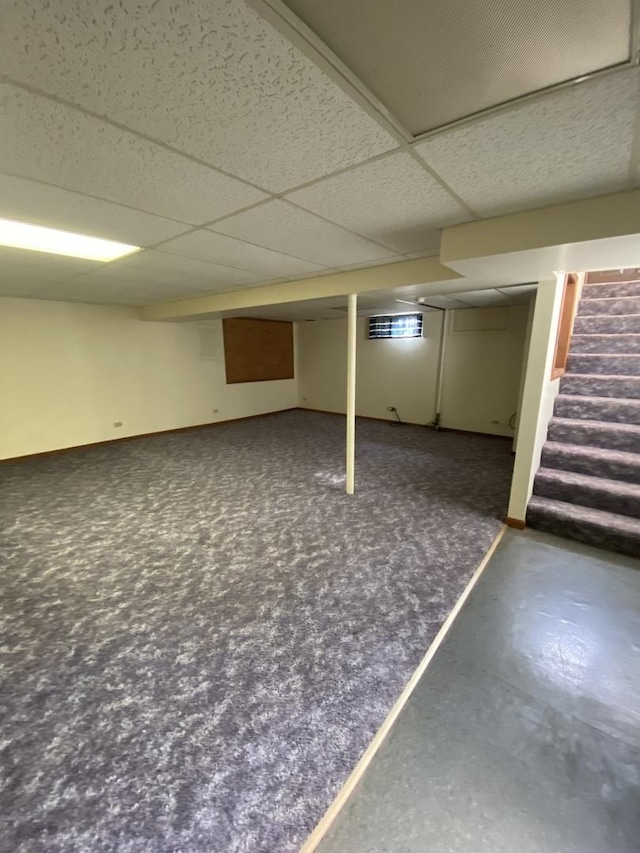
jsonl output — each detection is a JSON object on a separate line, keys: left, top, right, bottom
{"left": 223, "top": 318, "right": 294, "bottom": 384}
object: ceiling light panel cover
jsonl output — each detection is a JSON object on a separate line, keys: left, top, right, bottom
{"left": 283, "top": 0, "right": 631, "bottom": 135}
{"left": 0, "top": 0, "right": 397, "bottom": 191}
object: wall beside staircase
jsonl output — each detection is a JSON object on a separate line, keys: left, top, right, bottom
{"left": 527, "top": 275, "right": 640, "bottom": 557}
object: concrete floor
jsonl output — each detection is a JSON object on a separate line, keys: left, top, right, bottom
{"left": 315, "top": 529, "right": 640, "bottom": 853}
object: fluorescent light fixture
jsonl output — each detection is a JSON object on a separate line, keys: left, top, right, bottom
{"left": 0, "top": 218, "right": 140, "bottom": 261}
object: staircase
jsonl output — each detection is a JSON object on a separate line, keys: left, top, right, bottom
{"left": 527, "top": 276, "right": 640, "bottom": 557}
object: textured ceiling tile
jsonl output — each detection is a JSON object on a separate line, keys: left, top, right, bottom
{"left": 0, "top": 85, "right": 267, "bottom": 224}
{"left": 416, "top": 70, "right": 640, "bottom": 216}
{"left": 159, "top": 230, "right": 327, "bottom": 278}
{"left": 211, "top": 200, "right": 395, "bottom": 266}
{"left": 0, "top": 174, "right": 191, "bottom": 246}
{"left": 0, "top": 246, "right": 100, "bottom": 290}
{"left": 0, "top": 0, "right": 397, "bottom": 192}
{"left": 286, "top": 152, "right": 472, "bottom": 253}
{"left": 98, "top": 249, "right": 264, "bottom": 288}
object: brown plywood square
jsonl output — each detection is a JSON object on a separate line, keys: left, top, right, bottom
{"left": 223, "top": 318, "right": 294, "bottom": 383}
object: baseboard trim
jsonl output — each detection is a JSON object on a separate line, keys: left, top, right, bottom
{"left": 505, "top": 516, "right": 527, "bottom": 529}
{"left": 1, "top": 408, "right": 298, "bottom": 463}
{"left": 299, "top": 525, "right": 507, "bottom": 853}
{"left": 297, "top": 407, "right": 514, "bottom": 439}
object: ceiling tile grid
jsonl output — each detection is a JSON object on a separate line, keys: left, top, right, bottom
{"left": 286, "top": 150, "right": 473, "bottom": 253}
{"left": 158, "top": 230, "right": 328, "bottom": 278}
{"left": 0, "top": 85, "right": 268, "bottom": 225}
{"left": 0, "top": 174, "right": 192, "bottom": 248}
{"left": 0, "top": 0, "right": 398, "bottom": 192}
{"left": 280, "top": 0, "right": 631, "bottom": 135}
{"left": 210, "top": 200, "right": 396, "bottom": 266}
{"left": 415, "top": 69, "right": 640, "bottom": 217}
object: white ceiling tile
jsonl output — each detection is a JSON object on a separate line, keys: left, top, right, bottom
{"left": 0, "top": 246, "right": 100, "bottom": 295}
{"left": 416, "top": 69, "right": 640, "bottom": 216}
{"left": 76, "top": 249, "right": 264, "bottom": 288}
{"left": 0, "top": 174, "right": 191, "bottom": 247}
{"left": 212, "top": 200, "right": 394, "bottom": 266}
{"left": 159, "top": 230, "right": 327, "bottom": 278}
{"left": 286, "top": 151, "right": 471, "bottom": 253}
{"left": 0, "top": 0, "right": 397, "bottom": 192}
{"left": 0, "top": 85, "right": 267, "bottom": 224}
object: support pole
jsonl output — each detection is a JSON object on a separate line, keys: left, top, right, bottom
{"left": 346, "top": 293, "right": 357, "bottom": 495}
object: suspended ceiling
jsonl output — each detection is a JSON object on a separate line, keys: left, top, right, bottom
{"left": 281, "top": 0, "right": 632, "bottom": 135}
{"left": 0, "top": 0, "right": 638, "bottom": 309}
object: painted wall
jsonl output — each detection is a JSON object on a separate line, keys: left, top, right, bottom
{"left": 297, "top": 314, "right": 442, "bottom": 425}
{"left": 296, "top": 305, "right": 529, "bottom": 435}
{"left": 440, "top": 305, "right": 530, "bottom": 436}
{"left": 0, "top": 298, "right": 297, "bottom": 459}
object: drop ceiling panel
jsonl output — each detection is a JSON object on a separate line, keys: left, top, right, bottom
{"left": 159, "top": 230, "right": 327, "bottom": 278}
{"left": 286, "top": 151, "right": 472, "bottom": 253}
{"left": 0, "top": 0, "right": 397, "bottom": 192}
{"left": 282, "top": 0, "right": 631, "bottom": 135}
{"left": 0, "top": 85, "right": 267, "bottom": 225}
{"left": 212, "top": 200, "right": 395, "bottom": 266}
{"left": 416, "top": 69, "right": 639, "bottom": 216}
{"left": 94, "top": 250, "right": 264, "bottom": 288}
{"left": 0, "top": 175, "right": 191, "bottom": 247}
{"left": 0, "top": 246, "right": 100, "bottom": 298}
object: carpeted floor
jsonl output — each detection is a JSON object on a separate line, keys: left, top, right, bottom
{"left": 0, "top": 411, "right": 514, "bottom": 852}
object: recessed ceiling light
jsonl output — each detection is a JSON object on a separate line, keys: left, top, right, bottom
{"left": 0, "top": 218, "right": 140, "bottom": 262}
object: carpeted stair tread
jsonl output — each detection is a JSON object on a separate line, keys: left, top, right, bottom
{"left": 547, "top": 417, "right": 640, "bottom": 453}
{"left": 534, "top": 467, "right": 640, "bottom": 519}
{"left": 573, "top": 315, "right": 640, "bottom": 335}
{"left": 566, "top": 353, "right": 640, "bottom": 376}
{"left": 541, "top": 441, "right": 640, "bottom": 484}
{"left": 577, "top": 296, "right": 640, "bottom": 316}
{"left": 570, "top": 334, "right": 640, "bottom": 354}
{"left": 560, "top": 374, "right": 640, "bottom": 399}
{"left": 581, "top": 281, "right": 640, "bottom": 299}
{"left": 527, "top": 496, "right": 640, "bottom": 557}
{"left": 554, "top": 394, "right": 640, "bottom": 426}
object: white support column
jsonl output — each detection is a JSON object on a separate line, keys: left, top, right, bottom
{"left": 346, "top": 293, "right": 357, "bottom": 495}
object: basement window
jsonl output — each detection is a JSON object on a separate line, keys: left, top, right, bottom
{"left": 368, "top": 313, "right": 423, "bottom": 339}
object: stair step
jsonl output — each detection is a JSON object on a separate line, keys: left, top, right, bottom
{"left": 534, "top": 468, "right": 640, "bottom": 519}
{"left": 581, "top": 281, "right": 640, "bottom": 299}
{"left": 527, "top": 496, "right": 640, "bottom": 558}
{"left": 570, "top": 334, "right": 640, "bottom": 354}
{"left": 567, "top": 353, "right": 640, "bottom": 376}
{"left": 547, "top": 418, "right": 640, "bottom": 453}
{"left": 577, "top": 296, "right": 640, "bottom": 316}
{"left": 573, "top": 315, "right": 640, "bottom": 335}
{"left": 560, "top": 374, "right": 640, "bottom": 399}
{"left": 554, "top": 394, "right": 640, "bottom": 426}
{"left": 542, "top": 441, "right": 640, "bottom": 484}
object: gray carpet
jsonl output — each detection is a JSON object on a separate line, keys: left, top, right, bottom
{"left": 528, "top": 278, "right": 640, "bottom": 556}
{"left": 0, "top": 411, "right": 513, "bottom": 852}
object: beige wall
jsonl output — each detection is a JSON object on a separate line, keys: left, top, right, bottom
{"left": 440, "top": 305, "right": 530, "bottom": 437}
{"left": 296, "top": 305, "right": 530, "bottom": 434}
{"left": 297, "top": 314, "right": 441, "bottom": 425}
{"left": 0, "top": 298, "right": 297, "bottom": 459}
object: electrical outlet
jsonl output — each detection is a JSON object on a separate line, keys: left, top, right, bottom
{"left": 113, "top": 421, "right": 123, "bottom": 428}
